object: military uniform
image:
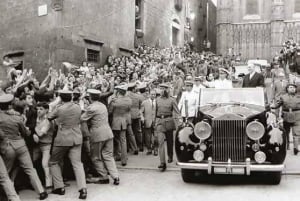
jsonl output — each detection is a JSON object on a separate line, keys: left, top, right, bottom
{"left": 0, "top": 94, "right": 47, "bottom": 200}
{"left": 81, "top": 89, "right": 119, "bottom": 184}
{"left": 273, "top": 89, "right": 300, "bottom": 152}
{"left": 48, "top": 91, "right": 87, "bottom": 197}
{"left": 155, "top": 86, "right": 182, "bottom": 170}
{"left": 109, "top": 94, "right": 137, "bottom": 165}
{"left": 127, "top": 90, "right": 144, "bottom": 151}
{"left": 0, "top": 129, "right": 20, "bottom": 201}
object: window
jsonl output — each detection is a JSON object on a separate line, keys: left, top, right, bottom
{"left": 246, "top": 0, "right": 258, "bottom": 15}
{"left": 135, "top": 0, "right": 144, "bottom": 30}
{"left": 295, "top": 0, "right": 300, "bottom": 13}
{"left": 87, "top": 49, "right": 100, "bottom": 63}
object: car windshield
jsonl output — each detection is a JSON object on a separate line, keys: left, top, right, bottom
{"left": 199, "top": 88, "right": 265, "bottom": 107}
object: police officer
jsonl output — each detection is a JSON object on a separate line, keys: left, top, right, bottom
{"left": 272, "top": 83, "right": 300, "bottom": 154}
{"left": 48, "top": 90, "right": 87, "bottom": 199}
{"left": 155, "top": 83, "right": 182, "bottom": 171}
{"left": 0, "top": 129, "right": 20, "bottom": 201}
{"left": 0, "top": 93, "right": 47, "bottom": 200}
{"left": 109, "top": 84, "right": 138, "bottom": 166}
{"left": 81, "top": 89, "right": 120, "bottom": 185}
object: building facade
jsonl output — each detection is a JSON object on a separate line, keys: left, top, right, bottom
{"left": 217, "top": 0, "right": 300, "bottom": 61}
{"left": 0, "top": 0, "right": 217, "bottom": 79}
{"left": 187, "top": 0, "right": 217, "bottom": 52}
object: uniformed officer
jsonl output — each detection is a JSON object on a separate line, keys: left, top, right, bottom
{"left": 108, "top": 84, "right": 138, "bottom": 166}
{"left": 155, "top": 83, "right": 182, "bottom": 171}
{"left": 127, "top": 83, "right": 144, "bottom": 151}
{"left": 48, "top": 90, "right": 87, "bottom": 199}
{"left": 0, "top": 129, "right": 20, "bottom": 201}
{"left": 178, "top": 80, "right": 198, "bottom": 123}
{"left": 81, "top": 89, "right": 120, "bottom": 185}
{"left": 0, "top": 93, "right": 47, "bottom": 200}
{"left": 272, "top": 83, "right": 300, "bottom": 154}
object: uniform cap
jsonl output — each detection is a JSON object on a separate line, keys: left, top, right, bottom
{"left": 194, "top": 76, "right": 203, "bottom": 81}
{"left": 0, "top": 93, "right": 14, "bottom": 103}
{"left": 58, "top": 89, "right": 73, "bottom": 95}
{"left": 184, "top": 80, "right": 194, "bottom": 86}
{"left": 87, "top": 89, "right": 101, "bottom": 95}
{"left": 219, "top": 68, "right": 230, "bottom": 75}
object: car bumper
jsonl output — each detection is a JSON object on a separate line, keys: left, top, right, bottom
{"left": 177, "top": 157, "right": 285, "bottom": 175}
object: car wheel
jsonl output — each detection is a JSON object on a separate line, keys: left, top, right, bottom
{"left": 181, "top": 169, "right": 207, "bottom": 183}
{"left": 181, "top": 169, "right": 196, "bottom": 183}
{"left": 267, "top": 172, "right": 282, "bottom": 185}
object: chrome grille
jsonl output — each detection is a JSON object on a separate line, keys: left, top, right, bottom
{"left": 212, "top": 120, "right": 246, "bottom": 162}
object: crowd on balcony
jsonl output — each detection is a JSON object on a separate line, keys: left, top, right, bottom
{"left": 0, "top": 43, "right": 299, "bottom": 200}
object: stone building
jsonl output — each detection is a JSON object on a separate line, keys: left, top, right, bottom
{"left": 217, "top": 0, "right": 300, "bottom": 61}
{"left": 187, "top": 0, "right": 217, "bottom": 52}
{"left": 0, "top": 0, "right": 217, "bottom": 79}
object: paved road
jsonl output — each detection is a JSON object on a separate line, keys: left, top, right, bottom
{"left": 20, "top": 169, "right": 300, "bottom": 201}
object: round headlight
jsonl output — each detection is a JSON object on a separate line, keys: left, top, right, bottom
{"left": 254, "top": 151, "right": 266, "bottom": 164}
{"left": 194, "top": 121, "right": 211, "bottom": 140}
{"left": 193, "top": 150, "right": 204, "bottom": 162}
{"left": 246, "top": 121, "right": 265, "bottom": 140}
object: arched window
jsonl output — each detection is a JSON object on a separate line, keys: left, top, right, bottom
{"left": 246, "top": 0, "right": 258, "bottom": 15}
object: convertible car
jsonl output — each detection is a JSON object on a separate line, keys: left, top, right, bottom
{"left": 176, "top": 88, "right": 286, "bottom": 184}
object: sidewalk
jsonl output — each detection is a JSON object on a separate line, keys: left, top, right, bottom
{"left": 117, "top": 146, "right": 300, "bottom": 175}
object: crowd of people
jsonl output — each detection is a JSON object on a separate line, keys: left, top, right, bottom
{"left": 0, "top": 43, "right": 299, "bottom": 200}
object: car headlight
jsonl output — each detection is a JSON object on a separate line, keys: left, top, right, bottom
{"left": 246, "top": 121, "right": 265, "bottom": 140}
{"left": 194, "top": 121, "right": 211, "bottom": 140}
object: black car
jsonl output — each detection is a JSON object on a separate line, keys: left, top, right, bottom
{"left": 176, "top": 88, "right": 286, "bottom": 184}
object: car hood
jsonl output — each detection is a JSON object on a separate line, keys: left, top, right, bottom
{"left": 200, "top": 104, "right": 265, "bottom": 119}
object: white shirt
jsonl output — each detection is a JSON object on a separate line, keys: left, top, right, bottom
{"left": 214, "top": 79, "right": 233, "bottom": 89}
{"left": 178, "top": 90, "right": 198, "bottom": 118}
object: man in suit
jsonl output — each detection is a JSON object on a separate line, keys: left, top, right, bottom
{"left": 81, "top": 89, "right": 119, "bottom": 185}
{"left": 141, "top": 89, "right": 157, "bottom": 155}
{"left": 48, "top": 90, "right": 87, "bottom": 199}
{"left": 0, "top": 93, "right": 47, "bottom": 200}
{"left": 242, "top": 63, "right": 265, "bottom": 88}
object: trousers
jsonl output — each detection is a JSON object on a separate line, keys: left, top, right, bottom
{"left": 91, "top": 139, "right": 118, "bottom": 180}
{"left": 49, "top": 144, "right": 86, "bottom": 190}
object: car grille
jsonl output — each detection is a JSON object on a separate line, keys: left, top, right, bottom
{"left": 212, "top": 119, "right": 246, "bottom": 162}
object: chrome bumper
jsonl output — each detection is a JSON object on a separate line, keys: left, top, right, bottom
{"left": 177, "top": 157, "right": 285, "bottom": 175}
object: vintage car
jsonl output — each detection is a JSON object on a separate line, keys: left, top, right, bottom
{"left": 176, "top": 88, "right": 286, "bottom": 184}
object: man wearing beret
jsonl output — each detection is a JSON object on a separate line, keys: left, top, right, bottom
{"left": 155, "top": 83, "right": 182, "bottom": 171}
{"left": 48, "top": 90, "right": 87, "bottom": 199}
{"left": 0, "top": 93, "right": 47, "bottom": 200}
{"left": 81, "top": 89, "right": 119, "bottom": 185}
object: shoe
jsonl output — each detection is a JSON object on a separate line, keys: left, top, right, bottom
{"left": 39, "top": 192, "right": 48, "bottom": 200}
{"left": 294, "top": 148, "right": 299, "bottom": 155}
{"left": 146, "top": 150, "right": 152, "bottom": 155}
{"left": 52, "top": 188, "right": 65, "bottom": 195}
{"left": 79, "top": 188, "right": 87, "bottom": 200}
{"left": 153, "top": 150, "right": 158, "bottom": 156}
{"left": 95, "top": 179, "right": 109, "bottom": 184}
{"left": 158, "top": 163, "right": 167, "bottom": 172}
{"left": 133, "top": 150, "right": 138, "bottom": 155}
{"left": 113, "top": 177, "right": 120, "bottom": 185}
{"left": 168, "top": 158, "right": 173, "bottom": 163}
{"left": 121, "top": 163, "right": 127, "bottom": 166}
